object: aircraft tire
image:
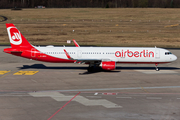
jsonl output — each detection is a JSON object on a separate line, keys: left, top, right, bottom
{"left": 87, "top": 66, "right": 94, "bottom": 72}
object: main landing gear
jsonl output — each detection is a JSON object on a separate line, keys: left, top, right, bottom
{"left": 87, "top": 66, "right": 94, "bottom": 72}
{"left": 87, "top": 63, "right": 95, "bottom": 72}
{"left": 87, "top": 62, "right": 101, "bottom": 72}
{"left": 155, "top": 63, "right": 159, "bottom": 71}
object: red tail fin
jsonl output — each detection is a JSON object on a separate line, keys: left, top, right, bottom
{"left": 6, "top": 23, "right": 33, "bottom": 49}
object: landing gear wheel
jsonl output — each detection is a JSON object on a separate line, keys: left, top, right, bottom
{"left": 87, "top": 66, "right": 94, "bottom": 72}
{"left": 155, "top": 63, "right": 159, "bottom": 71}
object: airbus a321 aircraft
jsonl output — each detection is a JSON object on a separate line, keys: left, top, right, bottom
{"left": 4, "top": 23, "right": 177, "bottom": 72}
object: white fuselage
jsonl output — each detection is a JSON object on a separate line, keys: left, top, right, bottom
{"left": 35, "top": 46, "right": 177, "bottom": 63}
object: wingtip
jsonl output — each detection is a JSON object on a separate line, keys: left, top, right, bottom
{"left": 73, "top": 39, "right": 80, "bottom": 47}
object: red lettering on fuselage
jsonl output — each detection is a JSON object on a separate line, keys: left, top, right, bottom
{"left": 115, "top": 50, "right": 154, "bottom": 58}
{"left": 127, "top": 50, "right": 133, "bottom": 57}
{"left": 115, "top": 51, "right": 121, "bottom": 57}
{"left": 134, "top": 51, "right": 139, "bottom": 57}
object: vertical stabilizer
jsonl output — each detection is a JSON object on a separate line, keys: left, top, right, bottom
{"left": 6, "top": 23, "right": 33, "bottom": 48}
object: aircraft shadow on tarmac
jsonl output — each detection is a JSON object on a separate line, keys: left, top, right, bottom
{"left": 17, "top": 64, "right": 180, "bottom": 75}
{"left": 17, "top": 64, "right": 120, "bottom": 75}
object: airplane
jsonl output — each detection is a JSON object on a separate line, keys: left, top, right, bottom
{"left": 4, "top": 23, "right": 177, "bottom": 72}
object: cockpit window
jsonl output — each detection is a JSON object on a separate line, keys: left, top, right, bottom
{"left": 165, "top": 52, "right": 172, "bottom": 55}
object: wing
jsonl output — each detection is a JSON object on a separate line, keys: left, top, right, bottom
{"left": 63, "top": 49, "right": 109, "bottom": 64}
{"left": 74, "top": 59, "right": 102, "bottom": 64}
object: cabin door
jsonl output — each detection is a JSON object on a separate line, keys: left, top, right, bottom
{"left": 155, "top": 49, "right": 160, "bottom": 59}
{"left": 77, "top": 50, "right": 82, "bottom": 58}
{"left": 31, "top": 48, "right": 36, "bottom": 57}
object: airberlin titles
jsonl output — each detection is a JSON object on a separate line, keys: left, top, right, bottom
{"left": 115, "top": 50, "right": 154, "bottom": 58}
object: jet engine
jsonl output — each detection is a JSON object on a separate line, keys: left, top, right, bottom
{"left": 100, "top": 61, "right": 116, "bottom": 70}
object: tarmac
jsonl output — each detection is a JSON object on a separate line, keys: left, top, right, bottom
{"left": 0, "top": 46, "right": 180, "bottom": 120}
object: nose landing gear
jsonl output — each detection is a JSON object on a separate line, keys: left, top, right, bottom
{"left": 155, "top": 63, "right": 159, "bottom": 71}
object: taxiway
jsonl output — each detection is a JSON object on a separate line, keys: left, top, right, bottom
{"left": 0, "top": 46, "right": 179, "bottom": 120}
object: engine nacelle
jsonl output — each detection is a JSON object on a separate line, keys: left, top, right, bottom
{"left": 100, "top": 61, "right": 116, "bottom": 70}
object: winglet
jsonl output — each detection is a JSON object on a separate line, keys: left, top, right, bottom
{"left": 63, "top": 49, "right": 73, "bottom": 60}
{"left": 73, "top": 39, "right": 80, "bottom": 47}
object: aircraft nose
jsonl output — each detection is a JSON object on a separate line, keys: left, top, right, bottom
{"left": 172, "top": 55, "right": 177, "bottom": 61}
{"left": 169, "top": 54, "right": 177, "bottom": 61}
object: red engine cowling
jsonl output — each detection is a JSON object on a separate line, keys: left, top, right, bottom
{"left": 100, "top": 61, "right": 116, "bottom": 70}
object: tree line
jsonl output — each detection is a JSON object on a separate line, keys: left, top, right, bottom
{"left": 0, "top": 0, "right": 179, "bottom": 9}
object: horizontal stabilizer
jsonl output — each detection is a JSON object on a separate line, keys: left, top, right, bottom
{"left": 4, "top": 48, "right": 22, "bottom": 53}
